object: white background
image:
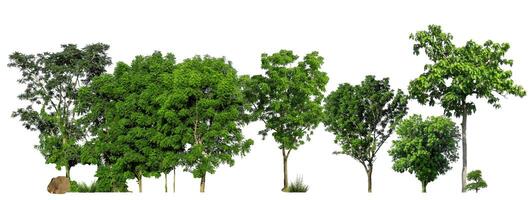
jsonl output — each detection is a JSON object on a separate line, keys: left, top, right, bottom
{"left": 0, "top": 0, "right": 530, "bottom": 199}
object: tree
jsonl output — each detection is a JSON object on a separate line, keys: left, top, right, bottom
{"left": 465, "top": 170, "right": 487, "bottom": 193}
{"left": 247, "top": 50, "right": 329, "bottom": 191}
{"left": 8, "top": 43, "right": 111, "bottom": 179}
{"left": 323, "top": 75, "right": 408, "bottom": 192}
{"left": 77, "top": 52, "right": 180, "bottom": 192}
{"left": 388, "top": 115, "right": 460, "bottom": 193}
{"left": 160, "top": 55, "right": 254, "bottom": 192}
{"left": 408, "top": 25, "right": 526, "bottom": 192}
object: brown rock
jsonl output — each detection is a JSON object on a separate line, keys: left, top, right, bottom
{"left": 47, "top": 176, "right": 70, "bottom": 194}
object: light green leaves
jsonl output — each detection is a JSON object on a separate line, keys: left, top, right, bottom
{"left": 251, "top": 50, "right": 329, "bottom": 151}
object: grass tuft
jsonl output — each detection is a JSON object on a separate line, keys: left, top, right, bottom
{"left": 70, "top": 180, "right": 97, "bottom": 193}
{"left": 287, "top": 175, "right": 309, "bottom": 193}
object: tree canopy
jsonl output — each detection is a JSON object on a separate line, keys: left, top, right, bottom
{"left": 247, "top": 50, "right": 329, "bottom": 191}
{"left": 160, "top": 55, "right": 254, "bottom": 192}
{"left": 323, "top": 75, "right": 408, "bottom": 192}
{"left": 389, "top": 115, "right": 460, "bottom": 193}
{"left": 8, "top": 43, "right": 111, "bottom": 178}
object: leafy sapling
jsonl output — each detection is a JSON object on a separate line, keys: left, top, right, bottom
{"left": 465, "top": 170, "right": 487, "bottom": 193}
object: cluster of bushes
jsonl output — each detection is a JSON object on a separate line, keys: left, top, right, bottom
{"left": 8, "top": 25, "right": 523, "bottom": 193}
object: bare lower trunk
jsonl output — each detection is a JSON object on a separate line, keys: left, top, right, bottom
{"left": 164, "top": 173, "right": 168, "bottom": 192}
{"left": 200, "top": 174, "right": 206, "bottom": 193}
{"left": 65, "top": 165, "right": 71, "bottom": 179}
{"left": 421, "top": 181, "right": 427, "bottom": 193}
{"left": 138, "top": 176, "right": 143, "bottom": 193}
{"left": 173, "top": 168, "right": 176, "bottom": 193}
{"left": 461, "top": 112, "right": 468, "bottom": 192}
{"left": 366, "top": 165, "right": 373, "bottom": 193}
{"left": 282, "top": 149, "right": 289, "bottom": 192}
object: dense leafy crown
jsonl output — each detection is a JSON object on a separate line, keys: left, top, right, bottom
{"left": 408, "top": 25, "right": 526, "bottom": 117}
{"left": 78, "top": 52, "right": 178, "bottom": 184}
{"left": 323, "top": 75, "right": 408, "bottom": 165}
{"left": 389, "top": 115, "right": 460, "bottom": 184}
{"left": 247, "top": 50, "right": 329, "bottom": 150}
{"left": 160, "top": 55, "right": 254, "bottom": 178}
{"left": 8, "top": 43, "right": 111, "bottom": 170}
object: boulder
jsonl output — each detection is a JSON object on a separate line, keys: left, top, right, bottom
{"left": 47, "top": 176, "right": 70, "bottom": 194}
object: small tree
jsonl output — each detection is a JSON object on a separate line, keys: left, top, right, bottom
{"left": 161, "top": 55, "right": 254, "bottom": 192}
{"left": 408, "top": 25, "right": 526, "bottom": 191}
{"left": 246, "top": 50, "right": 329, "bottom": 191}
{"left": 8, "top": 43, "right": 111, "bottom": 179}
{"left": 389, "top": 115, "right": 460, "bottom": 193}
{"left": 323, "top": 75, "right": 408, "bottom": 192}
{"left": 465, "top": 170, "right": 487, "bottom": 193}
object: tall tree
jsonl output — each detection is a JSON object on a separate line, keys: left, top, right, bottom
{"left": 247, "top": 50, "right": 329, "bottom": 191}
{"left": 8, "top": 43, "right": 111, "bottom": 179}
{"left": 408, "top": 25, "right": 526, "bottom": 191}
{"left": 160, "top": 55, "right": 254, "bottom": 192}
{"left": 77, "top": 52, "right": 180, "bottom": 192}
{"left": 389, "top": 115, "right": 460, "bottom": 193}
{"left": 323, "top": 75, "right": 408, "bottom": 192}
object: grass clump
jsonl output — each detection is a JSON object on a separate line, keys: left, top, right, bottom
{"left": 70, "top": 180, "right": 97, "bottom": 193}
{"left": 287, "top": 175, "right": 309, "bottom": 193}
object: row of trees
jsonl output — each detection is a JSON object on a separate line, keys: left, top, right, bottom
{"left": 8, "top": 25, "right": 524, "bottom": 193}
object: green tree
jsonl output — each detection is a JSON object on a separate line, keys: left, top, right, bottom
{"left": 389, "top": 115, "right": 460, "bottom": 193}
{"left": 408, "top": 25, "right": 526, "bottom": 191}
{"left": 77, "top": 52, "right": 180, "bottom": 192}
{"left": 323, "top": 75, "right": 408, "bottom": 192}
{"left": 465, "top": 169, "right": 487, "bottom": 193}
{"left": 160, "top": 55, "right": 254, "bottom": 192}
{"left": 8, "top": 43, "right": 111, "bottom": 179}
{"left": 247, "top": 50, "right": 329, "bottom": 191}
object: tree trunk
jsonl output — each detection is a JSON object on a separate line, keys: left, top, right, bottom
{"left": 461, "top": 112, "right": 468, "bottom": 192}
{"left": 282, "top": 149, "right": 289, "bottom": 192}
{"left": 173, "top": 168, "right": 176, "bottom": 193}
{"left": 65, "top": 165, "right": 71, "bottom": 179}
{"left": 366, "top": 165, "right": 373, "bottom": 193}
{"left": 164, "top": 173, "right": 168, "bottom": 192}
{"left": 138, "top": 176, "right": 143, "bottom": 193}
{"left": 200, "top": 174, "right": 206, "bottom": 193}
{"left": 421, "top": 181, "right": 427, "bottom": 193}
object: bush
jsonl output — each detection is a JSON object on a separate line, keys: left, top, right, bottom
{"left": 70, "top": 180, "right": 97, "bottom": 193}
{"left": 287, "top": 175, "right": 309, "bottom": 193}
{"left": 465, "top": 170, "right": 487, "bottom": 193}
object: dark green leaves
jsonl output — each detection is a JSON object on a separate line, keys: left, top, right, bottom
{"left": 324, "top": 75, "right": 408, "bottom": 165}
{"left": 8, "top": 43, "right": 111, "bottom": 174}
{"left": 465, "top": 169, "right": 487, "bottom": 192}
{"left": 389, "top": 115, "right": 460, "bottom": 186}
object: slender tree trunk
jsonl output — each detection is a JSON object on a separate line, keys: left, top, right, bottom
{"left": 173, "top": 168, "right": 176, "bottom": 193}
{"left": 138, "top": 176, "right": 143, "bottom": 193}
{"left": 65, "top": 165, "right": 71, "bottom": 179}
{"left": 366, "top": 165, "right": 373, "bottom": 193}
{"left": 461, "top": 111, "right": 468, "bottom": 192}
{"left": 282, "top": 149, "right": 289, "bottom": 192}
{"left": 164, "top": 173, "right": 168, "bottom": 192}
{"left": 421, "top": 181, "right": 427, "bottom": 193}
{"left": 200, "top": 173, "right": 206, "bottom": 193}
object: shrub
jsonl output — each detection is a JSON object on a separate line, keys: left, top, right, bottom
{"left": 287, "top": 175, "right": 309, "bottom": 193}
{"left": 69, "top": 180, "right": 97, "bottom": 193}
{"left": 465, "top": 170, "right": 487, "bottom": 193}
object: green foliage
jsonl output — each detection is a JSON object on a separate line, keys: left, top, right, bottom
{"left": 287, "top": 175, "right": 309, "bottom": 193}
{"left": 247, "top": 50, "right": 328, "bottom": 190}
{"left": 8, "top": 43, "right": 111, "bottom": 177}
{"left": 465, "top": 170, "right": 487, "bottom": 193}
{"left": 249, "top": 50, "right": 329, "bottom": 151}
{"left": 389, "top": 115, "right": 460, "bottom": 192}
{"left": 70, "top": 180, "right": 97, "bottom": 193}
{"left": 77, "top": 51, "right": 180, "bottom": 191}
{"left": 408, "top": 24, "right": 526, "bottom": 117}
{"left": 160, "top": 55, "right": 254, "bottom": 190}
{"left": 323, "top": 75, "right": 408, "bottom": 189}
